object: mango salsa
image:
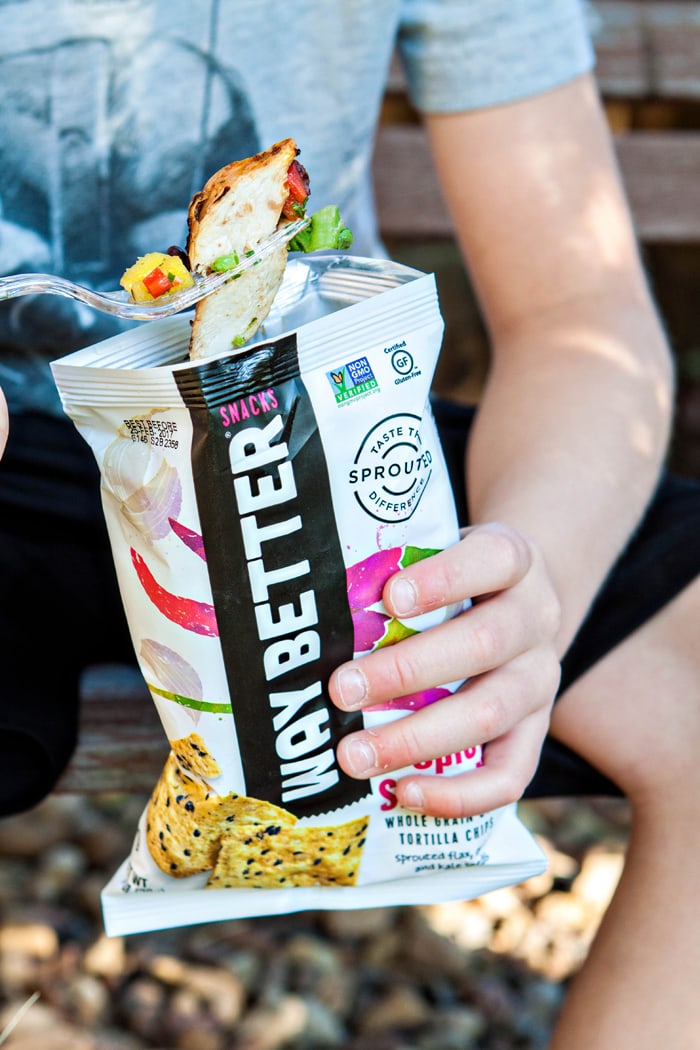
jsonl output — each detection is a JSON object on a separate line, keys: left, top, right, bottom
{"left": 120, "top": 252, "right": 194, "bottom": 303}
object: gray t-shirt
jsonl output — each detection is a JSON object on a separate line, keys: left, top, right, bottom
{"left": 0, "top": 0, "right": 593, "bottom": 417}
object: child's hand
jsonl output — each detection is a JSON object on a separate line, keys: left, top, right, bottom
{"left": 329, "top": 522, "right": 561, "bottom": 817}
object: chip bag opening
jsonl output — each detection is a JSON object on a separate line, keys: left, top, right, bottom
{"left": 52, "top": 256, "right": 546, "bottom": 936}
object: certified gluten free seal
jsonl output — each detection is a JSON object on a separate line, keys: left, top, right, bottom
{"left": 349, "top": 413, "right": 433, "bottom": 522}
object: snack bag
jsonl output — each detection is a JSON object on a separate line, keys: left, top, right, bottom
{"left": 52, "top": 257, "right": 546, "bottom": 936}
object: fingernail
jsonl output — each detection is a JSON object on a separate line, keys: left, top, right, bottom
{"left": 343, "top": 737, "right": 376, "bottom": 776}
{"left": 402, "top": 782, "right": 425, "bottom": 812}
{"left": 335, "top": 666, "right": 367, "bottom": 710}
{"left": 390, "top": 577, "right": 417, "bottom": 616}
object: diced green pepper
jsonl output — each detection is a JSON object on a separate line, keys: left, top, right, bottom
{"left": 288, "top": 205, "right": 354, "bottom": 253}
{"left": 231, "top": 316, "right": 259, "bottom": 349}
{"left": 211, "top": 250, "right": 240, "bottom": 272}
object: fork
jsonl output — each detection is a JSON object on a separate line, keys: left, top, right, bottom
{"left": 0, "top": 217, "right": 310, "bottom": 322}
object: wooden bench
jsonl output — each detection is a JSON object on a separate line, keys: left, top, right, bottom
{"left": 376, "top": 0, "right": 700, "bottom": 244}
{"left": 57, "top": 0, "right": 700, "bottom": 794}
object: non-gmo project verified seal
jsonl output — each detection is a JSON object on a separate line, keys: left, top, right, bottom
{"left": 327, "top": 356, "right": 379, "bottom": 405}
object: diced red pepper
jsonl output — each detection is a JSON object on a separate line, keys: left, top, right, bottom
{"left": 282, "top": 159, "right": 310, "bottom": 219}
{"left": 142, "top": 266, "right": 174, "bottom": 298}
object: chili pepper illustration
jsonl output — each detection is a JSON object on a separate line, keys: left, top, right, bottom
{"left": 346, "top": 547, "right": 402, "bottom": 610}
{"left": 347, "top": 545, "right": 438, "bottom": 653}
{"left": 351, "top": 611, "right": 420, "bottom": 653}
{"left": 401, "top": 544, "right": 441, "bottom": 568}
{"left": 131, "top": 548, "right": 219, "bottom": 636}
{"left": 351, "top": 608, "right": 390, "bottom": 653}
{"left": 169, "top": 518, "right": 206, "bottom": 561}
{"left": 346, "top": 545, "right": 441, "bottom": 612}
{"left": 370, "top": 687, "right": 452, "bottom": 712}
{"left": 375, "top": 617, "right": 419, "bottom": 648}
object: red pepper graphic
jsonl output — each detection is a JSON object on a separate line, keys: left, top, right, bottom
{"left": 351, "top": 608, "right": 390, "bottom": 653}
{"left": 346, "top": 546, "right": 439, "bottom": 653}
{"left": 169, "top": 518, "right": 206, "bottom": 561}
{"left": 346, "top": 547, "right": 402, "bottom": 610}
{"left": 370, "top": 687, "right": 451, "bottom": 712}
{"left": 346, "top": 545, "right": 452, "bottom": 702}
{"left": 131, "top": 548, "right": 219, "bottom": 636}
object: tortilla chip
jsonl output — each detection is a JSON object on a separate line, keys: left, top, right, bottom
{"left": 145, "top": 753, "right": 296, "bottom": 878}
{"left": 206, "top": 815, "right": 370, "bottom": 889}
{"left": 170, "top": 732, "right": 221, "bottom": 778}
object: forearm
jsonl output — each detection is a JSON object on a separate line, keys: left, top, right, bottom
{"left": 467, "top": 290, "right": 674, "bottom": 652}
{"left": 331, "top": 74, "right": 678, "bottom": 815}
{"left": 423, "top": 76, "right": 676, "bottom": 650}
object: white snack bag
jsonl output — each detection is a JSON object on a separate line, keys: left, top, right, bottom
{"left": 52, "top": 257, "right": 546, "bottom": 936}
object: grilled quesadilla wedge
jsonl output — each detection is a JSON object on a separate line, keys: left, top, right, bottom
{"left": 186, "top": 138, "right": 305, "bottom": 361}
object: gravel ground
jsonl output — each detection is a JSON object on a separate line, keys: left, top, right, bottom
{"left": 0, "top": 793, "right": 630, "bottom": 1049}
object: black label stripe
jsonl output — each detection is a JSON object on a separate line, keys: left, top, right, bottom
{"left": 175, "top": 335, "right": 367, "bottom": 818}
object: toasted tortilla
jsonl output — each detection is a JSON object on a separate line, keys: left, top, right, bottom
{"left": 145, "top": 753, "right": 297, "bottom": 878}
{"left": 206, "top": 815, "right": 370, "bottom": 889}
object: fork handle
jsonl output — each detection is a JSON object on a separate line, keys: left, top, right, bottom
{"left": 0, "top": 274, "right": 79, "bottom": 302}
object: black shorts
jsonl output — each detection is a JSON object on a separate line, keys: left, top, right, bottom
{"left": 434, "top": 397, "right": 700, "bottom": 797}
{"left": 1, "top": 405, "right": 699, "bottom": 813}
{"left": 0, "top": 413, "right": 134, "bottom": 815}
